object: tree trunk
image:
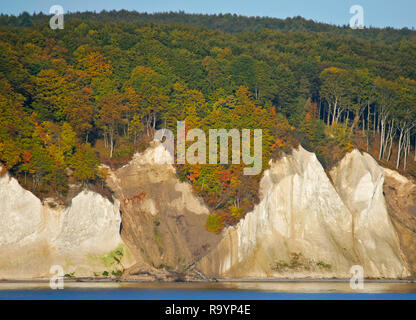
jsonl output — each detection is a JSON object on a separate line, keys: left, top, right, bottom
{"left": 396, "top": 127, "right": 404, "bottom": 169}
{"left": 326, "top": 102, "right": 331, "bottom": 126}
{"left": 109, "top": 128, "right": 114, "bottom": 158}
{"left": 386, "top": 119, "right": 394, "bottom": 162}
{"left": 404, "top": 131, "right": 409, "bottom": 170}
{"left": 379, "top": 117, "right": 385, "bottom": 160}
{"left": 332, "top": 99, "right": 338, "bottom": 125}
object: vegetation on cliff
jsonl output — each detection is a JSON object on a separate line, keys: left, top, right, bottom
{"left": 0, "top": 11, "right": 415, "bottom": 232}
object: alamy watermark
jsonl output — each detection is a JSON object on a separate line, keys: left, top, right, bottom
{"left": 350, "top": 5, "right": 364, "bottom": 29}
{"left": 350, "top": 265, "right": 364, "bottom": 290}
{"left": 49, "top": 5, "right": 64, "bottom": 29}
{"left": 49, "top": 265, "right": 64, "bottom": 290}
{"left": 154, "top": 121, "right": 262, "bottom": 175}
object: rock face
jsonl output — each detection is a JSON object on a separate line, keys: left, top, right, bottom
{"left": 0, "top": 172, "right": 129, "bottom": 279}
{"left": 198, "top": 147, "right": 409, "bottom": 279}
{"left": 383, "top": 168, "right": 416, "bottom": 276}
{"left": 330, "top": 150, "right": 408, "bottom": 278}
{"left": 55, "top": 191, "right": 122, "bottom": 253}
{"left": 0, "top": 145, "right": 412, "bottom": 280}
{"left": 105, "top": 142, "right": 219, "bottom": 277}
{"left": 0, "top": 173, "right": 42, "bottom": 247}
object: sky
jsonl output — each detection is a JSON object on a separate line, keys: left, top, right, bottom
{"left": 0, "top": 0, "right": 415, "bottom": 29}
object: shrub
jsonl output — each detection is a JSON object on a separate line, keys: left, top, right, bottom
{"left": 229, "top": 205, "right": 244, "bottom": 219}
{"left": 102, "top": 244, "right": 124, "bottom": 267}
{"left": 111, "top": 270, "right": 123, "bottom": 276}
{"left": 64, "top": 272, "right": 75, "bottom": 278}
{"left": 205, "top": 214, "right": 224, "bottom": 234}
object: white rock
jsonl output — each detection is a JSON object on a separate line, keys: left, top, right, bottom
{"left": 199, "top": 146, "right": 355, "bottom": 278}
{"left": 330, "top": 150, "right": 409, "bottom": 278}
{"left": 0, "top": 173, "right": 128, "bottom": 279}
{"left": 198, "top": 147, "right": 409, "bottom": 278}
{"left": 54, "top": 190, "right": 121, "bottom": 254}
{"left": 0, "top": 175, "right": 42, "bottom": 246}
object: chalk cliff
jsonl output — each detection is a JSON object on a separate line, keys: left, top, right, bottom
{"left": 330, "top": 150, "right": 408, "bottom": 278}
{"left": 197, "top": 147, "right": 409, "bottom": 278}
{"left": 0, "top": 169, "right": 131, "bottom": 279}
{"left": 0, "top": 145, "right": 413, "bottom": 280}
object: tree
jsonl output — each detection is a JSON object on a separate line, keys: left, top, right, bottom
{"left": 97, "top": 92, "right": 126, "bottom": 158}
{"left": 374, "top": 77, "right": 400, "bottom": 160}
{"left": 395, "top": 78, "right": 416, "bottom": 169}
{"left": 126, "top": 66, "right": 169, "bottom": 135}
{"left": 64, "top": 87, "right": 95, "bottom": 142}
{"left": 128, "top": 114, "right": 143, "bottom": 146}
{"left": 70, "top": 143, "right": 99, "bottom": 184}
{"left": 32, "top": 69, "right": 67, "bottom": 121}
{"left": 348, "top": 69, "right": 374, "bottom": 133}
{"left": 320, "top": 67, "right": 350, "bottom": 126}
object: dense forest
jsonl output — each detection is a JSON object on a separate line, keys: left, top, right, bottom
{"left": 2, "top": 10, "right": 416, "bottom": 44}
{"left": 0, "top": 11, "right": 415, "bottom": 232}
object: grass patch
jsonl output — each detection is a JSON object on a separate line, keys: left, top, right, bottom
{"left": 64, "top": 272, "right": 75, "bottom": 278}
{"left": 102, "top": 244, "right": 124, "bottom": 267}
{"left": 271, "top": 253, "right": 332, "bottom": 272}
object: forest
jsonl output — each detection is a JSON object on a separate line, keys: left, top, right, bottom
{"left": 0, "top": 11, "right": 415, "bottom": 232}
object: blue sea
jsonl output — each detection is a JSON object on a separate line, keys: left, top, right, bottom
{"left": 1, "top": 281, "right": 416, "bottom": 300}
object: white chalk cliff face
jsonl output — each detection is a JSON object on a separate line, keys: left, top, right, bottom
{"left": 330, "top": 150, "right": 408, "bottom": 278}
{"left": 0, "top": 171, "right": 130, "bottom": 279}
{"left": 198, "top": 147, "right": 409, "bottom": 278}
{"left": 0, "top": 145, "right": 411, "bottom": 279}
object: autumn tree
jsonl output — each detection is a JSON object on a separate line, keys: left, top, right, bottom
{"left": 70, "top": 143, "right": 99, "bottom": 184}
{"left": 97, "top": 92, "right": 127, "bottom": 158}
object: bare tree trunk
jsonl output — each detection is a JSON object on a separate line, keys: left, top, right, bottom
{"left": 404, "top": 131, "right": 410, "bottom": 170}
{"left": 379, "top": 117, "right": 386, "bottom": 160}
{"left": 332, "top": 99, "right": 338, "bottom": 125}
{"left": 386, "top": 119, "right": 395, "bottom": 162}
{"left": 396, "top": 126, "right": 404, "bottom": 169}
{"left": 335, "top": 107, "right": 344, "bottom": 123}
{"left": 326, "top": 102, "right": 331, "bottom": 126}
{"left": 109, "top": 128, "right": 114, "bottom": 158}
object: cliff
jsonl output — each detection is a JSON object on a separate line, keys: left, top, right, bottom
{"left": 383, "top": 167, "right": 416, "bottom": 276}
{"left": 330, "top": 150, "right": 408, "bottom": 278}
{"left": 0, "top": 145, "right": 414, "bottom": 280}
{"left": 105, "top": 142, "right": 219, "bottom": 279}
{"left": 197, "top": 147, "right": 409, "bottom": 278}
{"left": 0, "top": 168, "right": 133, "bottom": 279}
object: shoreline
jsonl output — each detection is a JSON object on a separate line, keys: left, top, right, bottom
{"left": 1, "top": 278, "right": 415, "bottom": 284}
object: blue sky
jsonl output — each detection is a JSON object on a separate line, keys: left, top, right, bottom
{"left": 0, "top": 0, "right": 415, "bottom": 29}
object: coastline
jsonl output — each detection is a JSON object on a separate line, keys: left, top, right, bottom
{"left": 1, "top": 278, "right": 415, "bottom": 284}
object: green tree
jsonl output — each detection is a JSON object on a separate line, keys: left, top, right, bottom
{"left": 70, "top": 143, "right": 99, "bottom": 184}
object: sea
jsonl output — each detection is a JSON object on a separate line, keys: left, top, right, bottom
{"left": 0, "top": 280, "right": 416, "bottom": 300}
